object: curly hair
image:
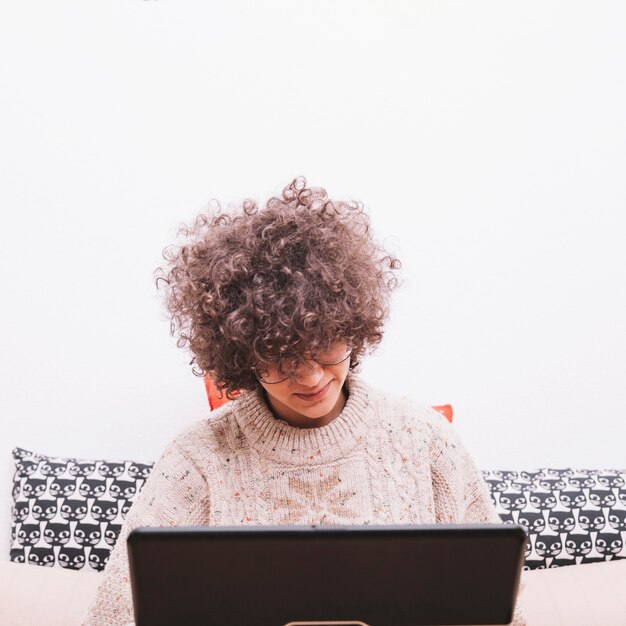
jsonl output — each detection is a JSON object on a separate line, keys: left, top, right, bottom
{"left": 155, "top": 177, "right": 401, "bottom": 397}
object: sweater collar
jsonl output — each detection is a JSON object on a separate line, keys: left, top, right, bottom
{"left": 232, "top": 373, "right": 373, "bottom": 465}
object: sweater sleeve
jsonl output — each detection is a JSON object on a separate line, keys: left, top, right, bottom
{"left": 428, "top": 411, "right": 527, "bottom": 626}
{"left": 426, "top": 410, "right": 498, "bottom": 524}
{"left": 81, "top": 439, "right": 210, "bottom": 626}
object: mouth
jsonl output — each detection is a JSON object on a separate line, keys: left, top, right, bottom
{"left": 293, "top": 380, "right": 332, "bottom": 402}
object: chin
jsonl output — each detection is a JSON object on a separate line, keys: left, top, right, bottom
{"left": 303, "top": 404, "right": 334, "bottom": 419}
{"left": 298, "top": 391, "right": 341, "bottom": 419}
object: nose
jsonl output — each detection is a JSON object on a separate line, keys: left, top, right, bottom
{"left": 293, "top": 359, "right": 324, "bottom": 386}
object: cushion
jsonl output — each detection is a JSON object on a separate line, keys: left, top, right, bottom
{"left": 0, "top": 559, "right": 101, "bottom": 626}
{"left": 483, "top": 468, "right": 626, "bottom": 569}
{"left": 1, "top": 546, "right": 624, "bottom": 626}
{"left": 9, "top": 447, "right": 153, "bottom": 572}
{"left": 523, "top": 556, "right": 626, "bottom": 625}
{"left": 431, "top": 404, "right": 453, "bottom": 423}
{"left": 203, "top": 376, "right": 239, "bottom": 410}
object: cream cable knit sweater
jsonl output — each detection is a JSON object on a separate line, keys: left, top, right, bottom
{"left": 82, "top": 374, "right": 526, "bottom": 625}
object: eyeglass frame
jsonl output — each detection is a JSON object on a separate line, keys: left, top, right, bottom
{"left": 253, "top": 345, "right": 353, "bottom": 384}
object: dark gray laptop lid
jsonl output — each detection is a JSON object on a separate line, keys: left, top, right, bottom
{"left": 127, "top": 524, "right": 526, "bottom": 626}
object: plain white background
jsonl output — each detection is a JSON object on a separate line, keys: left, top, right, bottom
{"left": 1, "top": 1, "right": 625, "bottom": 552}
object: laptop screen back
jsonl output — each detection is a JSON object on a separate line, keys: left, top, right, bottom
{"left": 127, "top": 524, "right": 526, "bottom": 626}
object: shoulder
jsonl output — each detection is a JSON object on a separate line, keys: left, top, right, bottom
{"left": 360, "top": 372, "right": 449, "bottom": 429}
{"left": 352, "top": 374, "right": 452, "bottom": 443}
{"left": 156, "top": 403, "right": 240, "bottom": 471}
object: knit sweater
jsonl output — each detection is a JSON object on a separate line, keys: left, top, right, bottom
{"left": 82, "top": 374, "right": 526, "bottom": 625}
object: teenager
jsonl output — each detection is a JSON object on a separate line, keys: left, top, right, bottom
{"left": 83, "top": 177, "right": 525, "bottom": 625}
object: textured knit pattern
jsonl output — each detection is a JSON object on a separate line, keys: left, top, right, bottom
{"left": 82, "top": 374, "right": 526, "bottom": 625}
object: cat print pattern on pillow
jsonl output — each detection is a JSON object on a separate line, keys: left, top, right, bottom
{"left": 484, "top": 468, "right": 626, "bottom": 570}
{"left": 10, "top": 447, "right": 153, "bottom": 572}
{"left": 10, "top": 447, "right": 625, "bottom": 572}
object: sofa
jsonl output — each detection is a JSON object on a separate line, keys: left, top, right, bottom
{"left": 2, "top": 551, "right": 626, "bottom": 625}
{"left": 3, "top": 445, "right": 626, "bottom": 625}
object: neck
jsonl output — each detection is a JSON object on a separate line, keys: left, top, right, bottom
{"left": 264, "top": 385, "right": 348, "bottom": 429}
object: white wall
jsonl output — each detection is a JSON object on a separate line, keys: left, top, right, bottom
{"left": 2, "top": 0, "right": 625, "bottom": 550}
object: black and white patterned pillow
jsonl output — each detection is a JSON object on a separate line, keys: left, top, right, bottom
{"left": 10, "top": 447, "right": 153, "bottom": 572}
{"left": 483, "top": 468, "right": 626, "bottom": 570}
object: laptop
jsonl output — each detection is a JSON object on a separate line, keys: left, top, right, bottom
{"left": 127, "top": 524, "right": 527, "bottom": 626}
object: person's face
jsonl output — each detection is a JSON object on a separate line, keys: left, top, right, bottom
{"left": 256, "top": 343, "right": 351, "bottom": 428}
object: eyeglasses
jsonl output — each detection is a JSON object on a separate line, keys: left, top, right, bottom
{"left": 254, "top": 343, "right": 352, "bottom": 384}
